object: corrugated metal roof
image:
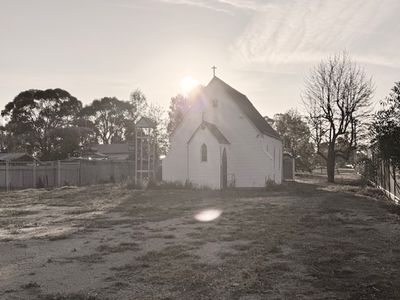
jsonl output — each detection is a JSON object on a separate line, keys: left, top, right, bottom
{"left": 107, "top": 154, "right": 130, "bottom": 160}
{"left": 202, "top": 122, "right": 230, "bottom": 144}
{"left": 187, "top": 121, "right": 230, "bottom": 145}
{"left": 0, "top": 152, "right": 34, "bottom": 161}
{"left": 90, "top": 144, "right": 133, "bottom": 154}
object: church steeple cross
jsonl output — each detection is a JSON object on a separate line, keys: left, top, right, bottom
{"left": 212, "top": 66, "right": 217, "bottom": 77}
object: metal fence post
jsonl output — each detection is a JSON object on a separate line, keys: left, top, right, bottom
{"left": 394, "top": 166, "right": 398, "bottom": 199}
{"left": 33, "top": 163, "right": 36, "bottom": 188}
{"left": 57, "top": 160, "right": 61, "bottom": 187}
{"left": 5, "top": 161, "right": 9, "bottom": 192}
{"left": 135, "top": 127, "right": 138, "bottom": 184}
{"left": 79, "top": 161, "right": 82, "bottom": 186}
{"left": 140, "top": 134, "right": 143, "bottom": 184}
{"left": 3, "top": 162, "right": 5, "bottom": 190}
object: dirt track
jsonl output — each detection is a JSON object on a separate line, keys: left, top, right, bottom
{"left": 1, "top": 176, "right": 400, "bottom": 299}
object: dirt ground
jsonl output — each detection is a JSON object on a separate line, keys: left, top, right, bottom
{"left": 1, "top": 175, "right": 400, "bottom": 300}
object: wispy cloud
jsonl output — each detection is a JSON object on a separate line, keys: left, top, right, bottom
{"left": 158, "top": 0, "right": 400, "bottom": 68}
{"left": 156, "top": 0, "right": 273, "bottom": 13}
{"left": 156, "top": 0, "right": 232, "bottom": 13}
{"left": 231, "top": 0, "right": 400, "bottom": 67}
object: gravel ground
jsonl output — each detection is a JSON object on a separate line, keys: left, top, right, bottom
{"left": 1, "top": 175, "right": 400, "bottom": 299}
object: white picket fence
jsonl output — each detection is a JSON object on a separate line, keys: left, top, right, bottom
{"left": 0, "top": 160, "right": 136, "bottom": 190}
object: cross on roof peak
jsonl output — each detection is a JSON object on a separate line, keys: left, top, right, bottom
{"left": 212, "top": 66, "right": 217, "bottom": 77}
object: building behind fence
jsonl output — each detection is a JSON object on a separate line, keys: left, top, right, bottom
{"left": 0, "top": 160, "right": 138, "bottom": 190}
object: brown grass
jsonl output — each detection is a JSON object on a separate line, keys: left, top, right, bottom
{"left": 2, "top": 174, "right": 400, "bottom": 299}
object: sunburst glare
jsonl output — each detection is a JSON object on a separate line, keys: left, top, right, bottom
{"left": 180, "top": 76, "right": 199, "bottom": 95}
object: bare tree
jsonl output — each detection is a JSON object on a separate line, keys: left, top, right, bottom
{"left": 303, "top": 52, "right": 374, "bottom": 182}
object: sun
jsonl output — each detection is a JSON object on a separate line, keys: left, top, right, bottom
{"left": 180, "top": 76, "right": 199, "bottom": 95}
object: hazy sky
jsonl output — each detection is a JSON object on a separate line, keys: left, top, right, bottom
{"left": 1, "top": 0, "right": 399, "bottom": 117}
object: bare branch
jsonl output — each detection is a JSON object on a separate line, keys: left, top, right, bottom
{"left": 302, "top": 52, "right": 374, "bottom": 182}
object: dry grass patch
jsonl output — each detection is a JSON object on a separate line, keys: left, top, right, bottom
{"left": 2, "top": 175, "right": 400, "bottom": 299}
{"left": 96, "top": 242, "right": 140, "bottom": 254}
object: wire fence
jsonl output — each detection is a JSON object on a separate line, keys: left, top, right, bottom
{"left": 0, "top": 160, "right": 138, "bottom": 191}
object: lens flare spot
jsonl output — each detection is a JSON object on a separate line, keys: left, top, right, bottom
{"left": 194, "top": 209, "right": 222, "bottom": 222}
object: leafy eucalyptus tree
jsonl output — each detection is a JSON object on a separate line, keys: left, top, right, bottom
{"left": 80, "top": 97, "right": 133, "bottom": 144}
{"left": 1, "top": 88, "right": 82, "bottom": 159}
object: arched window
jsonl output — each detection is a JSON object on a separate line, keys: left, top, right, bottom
{"left": 201, "top": 143, "right": 207, "bottom": 162}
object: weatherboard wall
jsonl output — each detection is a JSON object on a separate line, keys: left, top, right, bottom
{"left": 187, "top": 126, "right": 221, "bottom": 189}
{"left": 162, "top": 78, "right": 283, "bottom": 188}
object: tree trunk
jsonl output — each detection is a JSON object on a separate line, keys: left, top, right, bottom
{"left": 327, "top": 143, "right": 336, "bottom": 183}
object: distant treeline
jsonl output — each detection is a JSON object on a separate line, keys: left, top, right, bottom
{"left": 0, "top": 88, "right": 171, "bottom": 161}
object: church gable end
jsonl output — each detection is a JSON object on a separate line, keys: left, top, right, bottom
{"left": 205, "top": 77, "right": 281, "bottom": 140}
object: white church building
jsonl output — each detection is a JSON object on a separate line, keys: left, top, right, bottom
{"left": 162, "top": 76, "right": 283, "bottom": 189}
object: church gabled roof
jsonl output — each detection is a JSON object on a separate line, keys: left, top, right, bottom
{"left": 187, "top": 121, "right": 230, "bottom": 145}
{"left": 205, "top": 76, "right": 281, "bottom": 140}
